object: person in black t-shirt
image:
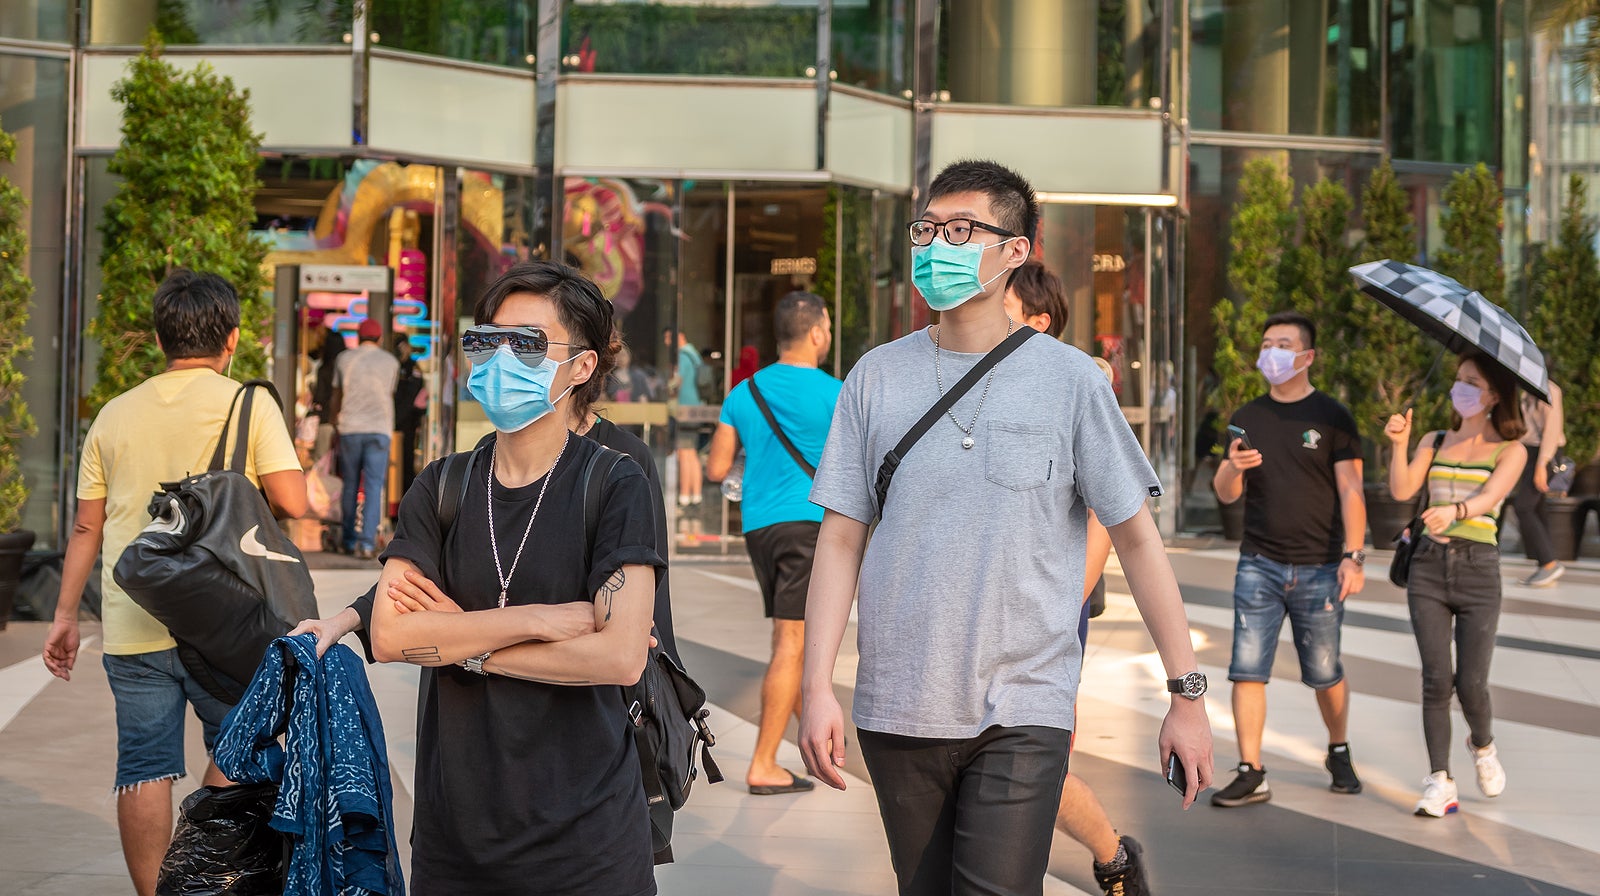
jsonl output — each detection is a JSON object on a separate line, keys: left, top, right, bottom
{"left": 368, "top": 261, "right": 663, "bottom": 896}
{"left": 1209, "top": 311, "right": 1368, "bottom": 809}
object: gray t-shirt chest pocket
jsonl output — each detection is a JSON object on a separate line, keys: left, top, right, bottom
{"left": 984, "top": 421, "right": 1057, "bottom": 491}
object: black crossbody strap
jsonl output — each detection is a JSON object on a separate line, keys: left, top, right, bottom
{"left": 873, "top": 327, "right": 1039, "bottom": 515}
{"left": 747, "top": 377, "right": 816, "bottom": 478}
{"left": 208, "top": 379, "right": 284, "bottom": 473}
{"left": 582, "top": 446, "right": 625, "bottom": 569}
{"left": 435, "top": 445, "right": 485, "bottom": 535}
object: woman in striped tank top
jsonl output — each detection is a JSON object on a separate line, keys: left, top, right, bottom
{"left": 1384, "top": 351, "right": 1527, "bottom": 819}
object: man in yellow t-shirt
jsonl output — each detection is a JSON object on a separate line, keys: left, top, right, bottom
{"left": 42, "top": 270, "right": 307, "bottom": 896}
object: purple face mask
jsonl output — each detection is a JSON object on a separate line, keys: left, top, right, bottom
{"left": 1450, "top": 381, "right": 1488, "bottom": 419}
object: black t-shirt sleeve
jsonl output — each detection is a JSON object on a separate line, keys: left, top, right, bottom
{"left": 347, "top": 585, "right": 378, "bottom": 663}
{"left": 379, "top": 458, "right": 447, "bottom": 583}
{"left": 587, "top": 456, "right": 666, "bottom": 598}
{"left": 1329, "top": 401, "right": 1362, "bottom": 463}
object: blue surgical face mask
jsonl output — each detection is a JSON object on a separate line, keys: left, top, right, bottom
{"left": 467, "top": 345, "right": 585, "bottom": 433}
{"left": 1451, "top": 381, "right": 1488, "bottom": 418}
{"left": 912, "top": 238, "right": 1018, "bottom": 312}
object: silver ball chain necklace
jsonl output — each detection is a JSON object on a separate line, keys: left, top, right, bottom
{"left": 488, "top": 430, "right": 570, "bottom": 608}
{"left": 934, "top": 317, "right": 1014, "bottom": 450}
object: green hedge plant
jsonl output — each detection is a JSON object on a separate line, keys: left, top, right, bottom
{"left": 0, "top": 117, "right": 38, "bottom": 533}
{"left": 88, "top": 33, "right": 269, "bottom": 414}
{"left": 1210, "top": 156, "right": 1293, "bottom": 432}
{"left": 1531, "top": 174, "right": 1600, "bottom": 465}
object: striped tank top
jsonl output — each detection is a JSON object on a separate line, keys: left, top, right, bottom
{"left": 1426, "top": 439, "right": 1513, "bottom": 545}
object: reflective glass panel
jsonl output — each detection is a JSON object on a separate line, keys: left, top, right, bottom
{"left": 936, "top": 0, "right": 1162, "bottom": 108}
{"left": 0, "top": 54, "right": 68, "bottom": 545}
{"left": 1189, "top": 0, "right": 1381, "bottom": 137}
{"left": 1389, "top": 0, "right": 1498, "bottom": 162}
{"left": 834, "top": 0, "right": 911, "bottom": 96}
{"left": 91, "top": 0, "right": 353, "bottom": 45}
{"left": 562, "top": 1, "right": 817, "bottom": 78}
{"left": 0, "top": 0, "right": 72, "bottom": 43}
{"left": 371, "top": 0, "right": 536, "bottom": 69}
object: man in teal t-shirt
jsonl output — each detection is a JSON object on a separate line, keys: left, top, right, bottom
{"left": 708, "top": 291, "right": 842, "bottom": 795}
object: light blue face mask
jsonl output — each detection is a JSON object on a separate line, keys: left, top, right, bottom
{"left": 912, "top": 238, "right": 1017, "bottom": 312}
{"left": 467, "top": 345, "right": 585, "bottom": 433}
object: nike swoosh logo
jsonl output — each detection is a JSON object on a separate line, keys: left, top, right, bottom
{"left": 240, "top": 525, "right": 302, "bottom": 563}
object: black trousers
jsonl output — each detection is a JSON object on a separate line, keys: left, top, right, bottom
{"left": 1510, "top": 443, "right": 1555, "bottom": 565}
{"left": 857, "top": 725, "right": 1072, "bottom": 896}
{"left": 1406, "top": 537, "right": 1502, "bottom": 775}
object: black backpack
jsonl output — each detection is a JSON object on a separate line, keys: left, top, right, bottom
{"left": 434, "top": 440, "right": 722, "bottom": 863}
{"left": 114, "top": 380, "right": 319, "bottom": 703}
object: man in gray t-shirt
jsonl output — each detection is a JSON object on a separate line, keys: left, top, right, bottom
{"left": 333, "top": 318, "right": 400, "bottom": 558}
{"left": 799, "top": 160, "right": 1213, "bottom": 896}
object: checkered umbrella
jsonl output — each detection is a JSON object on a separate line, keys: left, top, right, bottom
{"left": 1348, "top": 260, "right": 1549, "bottom": 401}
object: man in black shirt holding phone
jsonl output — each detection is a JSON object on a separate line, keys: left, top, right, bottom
{"left": 1211, "top": 311, "right": 1368, "bottom": 807}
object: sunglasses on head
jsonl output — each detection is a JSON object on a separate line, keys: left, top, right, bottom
{"left": 460, "top": 325, "right": 586, "bottom": 366}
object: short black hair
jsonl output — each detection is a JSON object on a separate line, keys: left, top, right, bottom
{"left": 1007, "top": 261, "right": 1067, "bottom": 339}
{"left": 476, "top": 260, "right": 619, "bottom": 422}
{"left": 774, "top": 291, "right": 828, "bottom": 345}
{"left": 152, "top": 270, "right": 241, "bottom": 360}
{"left": 925, "top": 159, "right": 1039, "bottom": 243}
{"left": 1263, "top": 310, "right": 1316, "bottom": 350}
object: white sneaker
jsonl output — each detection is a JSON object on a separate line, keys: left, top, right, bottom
{"left": 1468, "top": 738, "right": 1506, "bottom": 797}
{"left": 1414, "top": 771, "right": 1459, "bottom": 817}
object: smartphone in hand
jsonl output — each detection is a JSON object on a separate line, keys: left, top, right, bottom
{"left": 1166, "top": 752, "right": 1188, "bottom": 800}
{"left": 1226, "top": 424, "right": 1253, "bottom": 451}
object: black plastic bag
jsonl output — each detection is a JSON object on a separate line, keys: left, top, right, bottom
{"left": 156, "top": 783, "right": 286, "bottom": 896}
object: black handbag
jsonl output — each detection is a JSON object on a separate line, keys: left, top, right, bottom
{"left": 114, "top": 381, "right": 318, "bottom": 703}
{"left": 1389, "top": 431, "right": 1445, "bottom": 588}
{"left": 1547, "top": 452, "right": 1577, "bottom": 496}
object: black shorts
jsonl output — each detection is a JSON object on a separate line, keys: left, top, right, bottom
{"left": 744, "top": 520, "right": 821, "bottom": 620}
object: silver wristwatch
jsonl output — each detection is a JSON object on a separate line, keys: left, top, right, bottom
{"left": 1166, "top": 671, "right": 1208, "bottom": 700}
{"left": 460, "top": 651, "right": 492, "bottom": 675}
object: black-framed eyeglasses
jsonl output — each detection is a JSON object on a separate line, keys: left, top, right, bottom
{"left": 460, "top": 325, "right": 586, "bottom": 366}
{"left": 907, "top": 218, "right": 1017, "bottom": 247}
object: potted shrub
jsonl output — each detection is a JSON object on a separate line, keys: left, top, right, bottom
{"left": 1530, "top": 175, "right": 1600, "bottom": 560}
{"left": 1348, "top": 160, "right": 1433, "bottom": 544}
{"left": 1210, "top": 157, "right": 1294, "bottom": 539}
{"left": 0, "top": 116, "right": 39, "bottom": 628}
{"left": 88, "top": 33, "right": 270, "bottom": 413}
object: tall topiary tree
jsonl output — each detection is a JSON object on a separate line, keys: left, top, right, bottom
{"left": 1434, "top": 162, "right": 1505, "bottom": 306}
{"left": 1285, "top": 177, "right": 1357, "bottom": 398}
{"left": 0, "top": 117, "right": 38, "bottom": 533}
{"left": 89, "top": 33, "right": 269, "bottom": 413}
{"left": 1532, "top": 174, "right": 1600, "bottom": 464}
{"left": 1347, "top": 159, "right": 1436, "bottom": 473}
{"left": 1210, "top": 156, "right": 1294, "bottom": 428}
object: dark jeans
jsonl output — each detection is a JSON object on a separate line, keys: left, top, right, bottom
{"left": 340, "top": 431, "right": 391, "bottom": 551}
{"left": 1406, "top": 537, "right": 1502, "bottom": 775}
{"left": 1510, "top": 443, "right": 1555, "bottom": 565}
{"left": 857, "top": 725, "right": 1071, "bottom": 896}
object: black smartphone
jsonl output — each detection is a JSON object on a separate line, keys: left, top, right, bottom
{"left": 1165, "top": 752, "right": 1188, "bottom": 798}
{"left": 1226, "top": 424, "right": 1253, "bottom": 450}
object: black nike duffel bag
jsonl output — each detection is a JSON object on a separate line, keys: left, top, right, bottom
{"left": 114, "top": 380, "right": 318, "bottom": 704}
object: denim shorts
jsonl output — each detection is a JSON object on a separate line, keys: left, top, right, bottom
{"left": 102, "top": 648, "right": 234, "bottom": 791}
{"left": 1227, "top": 553, "right": 1346, "bottom": 689}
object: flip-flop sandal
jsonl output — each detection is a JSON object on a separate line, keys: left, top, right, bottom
{"left": 748, "top": 772, "right": 816, "bottom": 795}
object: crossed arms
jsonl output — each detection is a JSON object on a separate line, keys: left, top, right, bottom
{"left": 367, "top": 558, "right": 654, "bottom": 687}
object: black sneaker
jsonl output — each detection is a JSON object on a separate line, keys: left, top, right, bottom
{"left": 1326, "top": 743, "right": 1362, "bottom": 794}
{"left": 1210, "top": 762, "right": 1270, "bottom": 807}
{"left": 1093, "top": 835, "right": 1149, "bottom": 896}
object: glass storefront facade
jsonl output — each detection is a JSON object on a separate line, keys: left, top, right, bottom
{"left": 6, "top": 1, "right": 1533, "bottom": 548}
{"left": 1189, "top": 0, "right": 1382, "bottom": 138}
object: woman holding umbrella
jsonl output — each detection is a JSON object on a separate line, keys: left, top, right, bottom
{"left": 1385, "top": 350, "right": 1526, "bottom": 818}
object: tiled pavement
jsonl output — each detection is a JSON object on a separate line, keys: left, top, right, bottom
{"left": 1, "top": 546, "right": 1597, "bottom": 895}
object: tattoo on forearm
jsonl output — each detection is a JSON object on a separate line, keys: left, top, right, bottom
{"left": 402, "top": 646, "right": 442, "bottom": 665}
{"left": 599, "top": 570, "right": 626, "bottom": 622}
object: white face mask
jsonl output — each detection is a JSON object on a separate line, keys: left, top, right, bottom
{"left": 1450, "top": 381, "right": 1488, "bottom": 418}
{"left": 1256, "top": 347, "right": 1306, "bottom": 386}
